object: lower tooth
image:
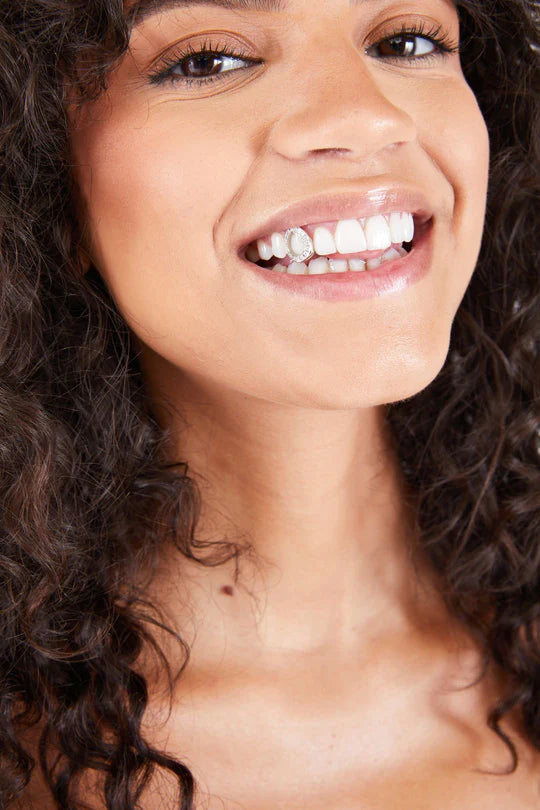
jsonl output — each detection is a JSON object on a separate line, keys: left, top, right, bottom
{"left": 307, "top": 257, "right": 330, "bottom": 275}
{"left": 270, "top": 245, "right": 406, "bottom": 275}
{"left": 349, "top": 259, "right": 366, "bottom": 272}
{"left": 328, "top": 259, "right": 348, "bottom": 273}
{"left": 380, "top": 247, "right": 401, "bottom": 263}
{"left": 288, "top": 261, "right": 308, "bottom": 274}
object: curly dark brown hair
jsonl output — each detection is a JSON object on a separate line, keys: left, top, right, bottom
{"left": 0, "top": 0, "right": 538, "bottom": 807}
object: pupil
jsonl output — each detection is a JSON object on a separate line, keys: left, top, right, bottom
{"left": 186, "top": 54, "right": 220, "bottom": 77}
{"left": 385, "top": 36, "right": 416, "bottom": 57}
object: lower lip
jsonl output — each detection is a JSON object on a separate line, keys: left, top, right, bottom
{"left": 241, "top": 221, "right": 434, "bottom": 302}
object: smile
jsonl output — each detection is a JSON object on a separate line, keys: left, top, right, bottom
{"left": 241, "top": 215, "right": 434, "bottom": 303}
{"left": 245, "top": 211, "right": 415, "bottom": 275}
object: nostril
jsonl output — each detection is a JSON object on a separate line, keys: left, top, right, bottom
{"left": 311, "top": 148, "right": 351, "bottom": 157}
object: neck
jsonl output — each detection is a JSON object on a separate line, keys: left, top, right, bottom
{"left": 141, "top": 355, "right": 442, "bottom": 659}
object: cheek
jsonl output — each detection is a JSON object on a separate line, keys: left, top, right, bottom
{"left": 70, "top": 96, "right": 252, "bottom": 315}
{"left": 417, "top": 78, "right": 490, "bottom": 276}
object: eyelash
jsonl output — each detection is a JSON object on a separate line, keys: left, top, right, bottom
{"left": 148, "top": 21, "right": 459, "bottom": 88}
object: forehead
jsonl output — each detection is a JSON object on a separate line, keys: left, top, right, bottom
{"left": 124, "top": 0, "right": 457, "bottom": 27}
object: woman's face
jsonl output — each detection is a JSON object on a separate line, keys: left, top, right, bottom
{"left": 70, "top": 0, "right": 489, "bottom": 410}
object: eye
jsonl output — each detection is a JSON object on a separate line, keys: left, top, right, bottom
{"left": 375, "top": 34, "right": 436, "bottom": 58}
{"left": 147, "top": 23, "right": 459, "bottom": 89}
{"left": 368, "top": 24, "right": 459, "bottom": 63}
{"left": 169, "top": 52, "right": 249, "bottom": 81}
{"left": 148, "top": 41, "right": 261, "bottom": 87}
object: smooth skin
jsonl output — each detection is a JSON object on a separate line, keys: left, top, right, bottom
{"left": 24, "top": 0, "right": 538, "bottom": 807}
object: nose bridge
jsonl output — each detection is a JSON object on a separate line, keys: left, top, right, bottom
{"left": 267, "top": 33, "right": 416, "bottom": 161}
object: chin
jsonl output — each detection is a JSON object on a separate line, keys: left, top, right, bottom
{"left": 382, "top": 344, "right": 452, "bottom": 406}
{"left": 297, "top": 342, "right": 451, "bottom": 410}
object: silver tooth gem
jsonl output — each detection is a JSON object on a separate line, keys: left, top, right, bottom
{"left": 285, "top": 227, "right": 315, "bottom": 263}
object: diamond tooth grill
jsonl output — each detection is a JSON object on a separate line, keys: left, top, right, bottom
{"left": 285, "top": 227, "right": 315, "bottom": 263}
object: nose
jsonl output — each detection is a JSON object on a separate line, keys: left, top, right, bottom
{"left": 267, "top": 38, "right": 417, "bottom": 164}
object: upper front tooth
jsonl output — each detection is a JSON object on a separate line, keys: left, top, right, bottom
{"left": 363, "top": 215, "right": 392, "bottom": 251}
{"left": 254, "top": 211, "right": 414, "bottom": 261}
{"left": 288, "top": 261, "right": 308, "bottom": 274}
{"left": 289, "top": 229, "right": 311, "bottom": 256}
{"left": 312, "top": 226, "right": 336, "bottom": 255}
{"left": 334, "top": 219, "right": 367, "bottom": 254}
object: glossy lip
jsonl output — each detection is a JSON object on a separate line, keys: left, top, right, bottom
{"left": 240, "top": 217, "right": 434, "bottom": 302}
{"left": 236, "top": 185, "right": 434, "bottom": 252}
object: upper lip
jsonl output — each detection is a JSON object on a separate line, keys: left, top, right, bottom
{"left": 237, "top": 184, "right": 435, "bottom": 252}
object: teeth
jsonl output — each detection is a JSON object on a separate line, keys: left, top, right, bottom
{"left": 271, "top": 232, "right": 288, "bottom": 259}
{"left": 256, "top": 238, "right": 273, "bottom": 261}
{"left": 312, "top": 226, "right": 336, "bottom": 256}
{"left": 366, "top": 256, "right": 382, "bottom": 270}
{"left": 328, "top": 258, "right": 348, "bottom": 273}
{"left": 349, "top": 258, "right": 366, "bottom": 272}
{"left": 289, "top": 230, "right": 311, "bottom": 257}
{"left": 334, "top": 219, "right": 367, "bottom": 254}
{"left": 270, "top": 245, "right": 406, "bottom": 276}
{"left": 363, "top": 215, "right": 392, "bottom": 251}
{"left": 251, "top": 211, "right": 415, "bottom": 262}
{"left": 307, "top": 257, "right": 330, "bottom": 275}
{"left": 381, "top": 246, "right": 402, "bottom": 262}
{"left": 401, "top": 212, "right": 414, "bottom": 242}
{"left": 366, "top": 246, "right": 400, "bottom": 270}
{"left": 388, "top": 212, "right": 405, "bottom": 244}
{"left": 287, "top": 261, "right": 308, "bottom": 274}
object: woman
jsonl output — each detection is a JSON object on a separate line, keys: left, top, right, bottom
{"left": 0, "top": 0, "right": 538, "bottom": 807}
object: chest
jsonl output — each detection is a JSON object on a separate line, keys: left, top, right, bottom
{"left": 19, "top": 655, "right": 540, "bottom": 810}
{"left": 20, "top": 708, "right": 540, "bottom": 810}
{"left": 136, "top": 673, "right": 540, "bottom": 810}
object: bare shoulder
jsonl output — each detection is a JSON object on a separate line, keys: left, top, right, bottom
{"left": 12, "top": 739, "right": 540, "bottom": 810}
{"left": 10, "top": 686, "right": 540, "bottom": 810}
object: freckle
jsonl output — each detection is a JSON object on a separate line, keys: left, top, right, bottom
{"left": 221, "top": 585, "right": 234, "bottom": 596}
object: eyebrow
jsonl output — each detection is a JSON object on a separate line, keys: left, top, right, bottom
{"left": 126, "top": 0, "right": 290, "bottom": 27}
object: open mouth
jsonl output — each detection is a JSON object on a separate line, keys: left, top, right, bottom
{"left": 240, "top": 212, "right": 429, "bottom": 276}
{"left": 252, "top": 238, "right": 413, "bottom": 271}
